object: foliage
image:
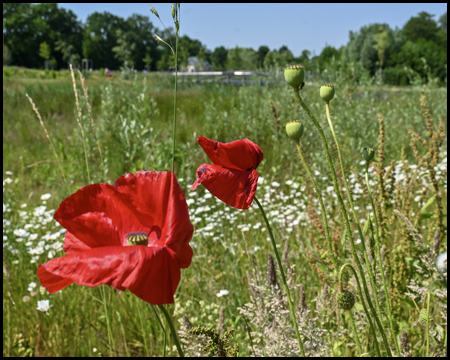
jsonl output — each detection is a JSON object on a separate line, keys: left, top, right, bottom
{"left": 3, "top": 68, "right": 447, "bottom": 356}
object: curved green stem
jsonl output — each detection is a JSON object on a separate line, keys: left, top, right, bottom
{"left": 254, "top": 196, "right": 306, "bottom": 357}
{"left": 158, "top": 304, "right": 184, "bottom": 357}
{"left": 324, "top": 103, "right": 384, "bottom": 322}
{"left": 339, "top": 263, "right": 381, "bottom": 357}
{"left": 295, "top": 143, "right": 339, "bottom": 270}
{"left": 365, "top": 167, "right": 401, "bottom": 355}
{"left": 349, "top": 311, "right": 363, "bottom": 356}
{"left": 293, "top": 90, "right": 392, "bottom": 356}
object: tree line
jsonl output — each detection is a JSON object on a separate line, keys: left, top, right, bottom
{"left": 3, "top": 4, "right": 447, "bottom": 85}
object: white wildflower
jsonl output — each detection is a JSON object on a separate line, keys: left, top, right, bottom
{"left": 37, "top": 300, "right": 53, "bottom": 315}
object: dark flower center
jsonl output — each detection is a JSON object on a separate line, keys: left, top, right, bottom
{"left": 126, "top": 232, "right": 149, "bottom": 246}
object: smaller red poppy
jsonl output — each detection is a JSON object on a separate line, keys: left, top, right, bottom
{"left": 191, "top": 136, "right": 263, "bottom": 209}
{"left": 37, "top": 171, "right": 193, "bottom": 305}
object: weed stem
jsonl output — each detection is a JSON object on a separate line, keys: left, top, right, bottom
{"left": 254, "top": 196, "right": 306, "bottom": 356}
{"left": 324, "top": 102, "right": 385, "bottom": 331}
{"left": 295, "top": 143, "right": 339, "bottom": 270}
{"left": 365, "top": 166, "right": 401, "bottom": 355}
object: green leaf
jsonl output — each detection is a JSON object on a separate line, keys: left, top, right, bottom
{"left": 418, "top": 212, "right": 434, "bottom": 221}
{"left": 420, "top": 195, "right": 436, "bottom": 214}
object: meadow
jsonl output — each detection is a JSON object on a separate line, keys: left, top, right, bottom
{"left": 3, "top": 65, "right": 447, "bottom": 357}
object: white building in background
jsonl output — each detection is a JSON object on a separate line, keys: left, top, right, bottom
{"left": 186, "top": 56, "right": 211, "bottom": 72}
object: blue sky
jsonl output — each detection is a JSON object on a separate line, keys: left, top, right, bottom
{"left": 59, "top": 3, "right": 447, "bottom": 56}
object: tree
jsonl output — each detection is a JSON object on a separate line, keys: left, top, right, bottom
{"left": 211, "top": 46, "right": 228, "bottom": 70}
{"left": 83, "top": 12, "right": 126, "bottom": 69}
{"left": 142, "top": 51, "right": 152, "bottom": 71}
{"left": 316, "top": 45, "right": 340, "bottom": 72}
{"left": 438, "top": 11, "right": 447, "bottom": 32}
{"left": 39, "top": 42, "right": 51, "bottom": 69}
{"left": 55, "top": 39, "right": 80, "bottom": 67}
{"left": 256, "top": 46, "right": 269, "bottom": 69}
{"left": 226, "top": 47, "right": 257, "bottom": 70}
{"left": 112, "top": 29, "right": 137, "bottom": 68}
{"left": 3, "top": 3, "right": 81, "bottom": 69}
{"left": 402, "top": 12, "right": 440, "bottom": 43}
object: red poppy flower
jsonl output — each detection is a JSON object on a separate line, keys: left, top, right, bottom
{"left": 37, "top": 171, "right": 193, "bottom": 305}
{"left": 191, "top": 136, "right": 263, "bottom": 209}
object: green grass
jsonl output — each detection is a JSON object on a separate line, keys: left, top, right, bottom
{"left": 3, "top": 66, "right": 447, "bottom": 357}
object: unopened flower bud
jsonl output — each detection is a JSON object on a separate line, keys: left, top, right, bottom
{"left": 320, "top": 84, "right": 335, "bottom": 102}
{"left": 337, "top": 290, "right": 355, "bottom": 310}
{"left": 284, "top": 65, "right": 305, "bottom": 90}
{"left": 151, "top": 7, "right": 160, "bottom": 18}
{"left": 363, "top": 147, "right": 375, "bottom": 163}
{"left": 285, "top": 120, "right": 304, "bottom": 141}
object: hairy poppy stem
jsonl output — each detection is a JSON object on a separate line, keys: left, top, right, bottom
{"left": 365, "top": 166, "right": 401, "bottom": 355}
{"left": 254, "top": 196, "right": 306, "bottom": 357}
{"left": 339, "top": 263, "right": 380, "bottom": 356}
{"left": 324, "top": 102, "right": 387, "bottom": 337}
{"left": 293, "top": 89, "right": 392, "bottom": 356}
{"left": 149, "top": 304, "right": 167, "bottom": 356}
{"left": 158, "top": 304, "right": 184, "bottom": 357}
{"left": 349, "top": 311, "right": 363, "bottom": 356}
{"left": 295, "top": 143, "right": 339, "bottom": 271}
{"left": 171, "top": 9, "right": 180, "bottom": 174}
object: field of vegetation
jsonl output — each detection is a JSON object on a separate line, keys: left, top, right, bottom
{"left": 3, "top": 65, "right": 447, "bottom": 357}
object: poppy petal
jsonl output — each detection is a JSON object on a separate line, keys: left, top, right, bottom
{"left": 60, "top": 213, "right": 121, "bottom": 254}
{"left": 55, "top": 184, "right": 148, "bottom": 247}
{"left": 191, "top": 164, "right": 259, "bottom": 209}
{"left": 114, "top": 171, "right": 194, "bottom": 268}
{"left": 197, "top": 136, "right": 263, "bottom": 171}
{"left": 38, "top": 245, "right": 181, "bottom": 305}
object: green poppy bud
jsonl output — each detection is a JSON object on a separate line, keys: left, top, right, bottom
{"left": 320, "top": 84, "right": 335, "bottom": 102}
{"left": 285, "top": 120, "right": 304, "bottom": 141}
{"left": 284, "top": 65, "right": 305, "bottom": 90}
{"left": 337, "top": 290, "right": 355, "bottom": 311}
{"left": 363, "top": 147, "right": 376, "bottom": 163}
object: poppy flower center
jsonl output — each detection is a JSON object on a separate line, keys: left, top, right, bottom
{"left": 126, "top": 232, "right": 149, "bottom": 246}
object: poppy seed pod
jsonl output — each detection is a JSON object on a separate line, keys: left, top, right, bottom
{"left": 337, "top": 290, "right": 355, "bottom": 310}
{"left": 284, "top": 65, "right": 305, "bottom": 90}
{"left": 320, "top": 84, "right": 335, "bottom": 102}
{"left": 363, "top": 147, "right": 376, "bottom": 163}
{"left": 285, "top": 120, "right": 304, "bottom": 141}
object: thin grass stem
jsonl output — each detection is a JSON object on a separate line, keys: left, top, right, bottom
{"left": 77, "top": 69, "right": 106, "bottom": 179}
{"left": 25, "top": 94, "right": 71, "bottom": 194}
{"left": 324, "top": 102, "right": 385, "bottom": 323}
{"left": 295, "top": 143, "right": 339, "bottom": 270}
{"left": 254, "top": 196, "right": 306, "bottom": 357}
{"left": 70, "top": 64, "right": 91, "bottom": 184}
{"left": 365, "top": 166, "right": 401, "bottom": 355}
{"left": 339, "top": 263, "right": 381, "bottom": 356}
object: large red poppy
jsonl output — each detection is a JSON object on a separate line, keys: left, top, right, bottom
{"left": 37, "top": 171, "right": 193, "bottom": 305}
{"left": 191, "top": 136, "right": 264, "bottom": 209}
